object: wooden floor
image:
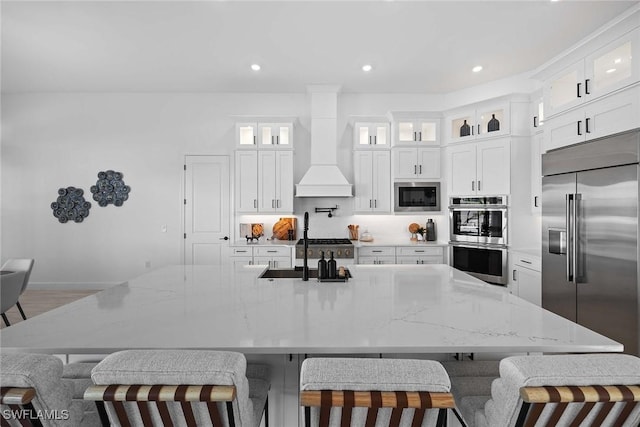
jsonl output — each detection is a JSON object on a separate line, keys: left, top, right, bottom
{"left": 1, "top": 289, "right": 98, "bottom": 329}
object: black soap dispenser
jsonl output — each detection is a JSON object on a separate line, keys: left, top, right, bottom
{"left": 327, "top": 251, "right": 337, "bottom": 279}
{"left": 426, "top": 218, "right": 437, "bottom": 241}
{"left": 318, "top": 251, "right": 328, "bottom": 280}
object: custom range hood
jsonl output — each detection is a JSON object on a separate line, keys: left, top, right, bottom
{"left": 295, "top": 86, "right": 353, "bottom": 197}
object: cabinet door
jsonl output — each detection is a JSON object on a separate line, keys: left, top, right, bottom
{"left": 372, "top": 151, "right": 391, "bottom": 212}
{"left": 585, "top": 28, "right": 640, "bottom": 100}
{"left": 417, "top": 147, "right": 440, "bottom": 179}
{"left": 531, "top": 133, "right": 542, "bottom": 213}
{"left": 236, "top": 123, "right": 257, "bottom": 148}
{"left": 375, "top": 256, "right": 397, "bottom": 265}
{"left": 258, "top": 151, "right": 277, "bottom": 212}
{"left": 586, "top": 86, "right": 640, "bottom": 141}
{"left": 447, "top": 144, "right": 477, "bottom": 195}
{"left": 396, "top": 121, "right": 418, "bottom": 144}
{"left": 357, "top": 256, "right": 377, "bottom": 265}
{"left": 235, "top": 151, "right": 258, "bottom": 212}
{"left": 476, "top": 138, "right": 510, "bottom": 195}
{"left": 275, "top": 151, "right": 294, "bottom": 213}
{"left": 448, "top": 111, "right": 476, "bottom": 143}
{"left": 254, "top": 256, "right": 291, "bottom": 268}
{"left": 416, "top": 120, "right": 438, "bottom": 144}
{"left": 259, "top": 123, "right": 293, "bottom": 148}
{"left": 354, "top": 122, "right": 389, "bottom": 148}
{"left": 231, "top": 256, "right": 254, "bottom": 269}
{"left": 543, "top": 108, "right": 586, "bottom": 152}
{"left": 392, "top": 148, "right": 418, "bottom": 179}
{"left": 514, "top": 266, "right": 542, "bottom": 305}
{"left": 372, "top": 123, "right": 390, "bottom": 147}
{"left": 544, "top": 60, "right": 586, "bottom": 117}
{"left": 354, "top": 151, "right": 374, "bottom": 212}
{"left": 476, "top": 103, "right": 509, "bottom": 139}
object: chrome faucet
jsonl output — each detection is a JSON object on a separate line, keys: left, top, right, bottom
{"left": 302, "top": 211, "right": 309, "bottom": 281}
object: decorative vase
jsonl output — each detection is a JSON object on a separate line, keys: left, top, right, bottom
{"left": 460, "top": 120, "right": 471, "bottom": 137}
{"left": 488, "top": 114, "right": 500, "bottom": 132}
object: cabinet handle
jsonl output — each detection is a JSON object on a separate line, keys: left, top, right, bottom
{"left": 478, "top": 180, "right": 481, "bottom": 191}
{"left": 414, "top": 165, "right": 417, "bottom": 175}
{"left": 577, "top": 120, "right": 583, "bottom": 136}
{"left": 472, "top": 125, "right": 475, "bottom": 136}
{"left": 585, "top": 117, "right": 591, "bottom": 134}
{"left": 414, "top": 131, "right": 417, "bottom": 141}
{"left": 249, "top": 260, "right": 253, "bottom": 265}
{"left": 277, "top": 199, "right": 281, "bottom": 208}
{"left": 513, "top": 269, "right": 517, "bottom": 281}
{"left": 272, "top": 199, "right": 275, "bottom": 208}
{"left": 418, "top": 131, "right": 422, "bottom": 141}
{"left": 254, "top": 199, "right": 257, "bottom": 208}
{"left": 534, "top": 196, "right": 539, "bottom": 207}
{"left": 416, "top": 260, "right": 420, "bottom": 264}
{"left": 415, "top": 250, "right": 425, "bottom": 253}
{"left": 276, "top": 135, "right": 279, "bottom": 145}
{"left": 369, "top": 135, "right": 372, "bottom": 145}
{"left": 374, "top": 136, "right": 377, "bottom": 145}
{"left": 520, "top": 259, "right": 532, "bottom": 264}
{"left": 419, "top": 165, "right": 422, "bottom": 174}
{"left": 577, "top": 82, "right": 582, "bottom": 98}
{"left": 369, "top": 199, "right": 372, "bottom": 208}
{"left": 236, "top": 250, "right": 248, "bottom": 253}
{"left": 267, "top": 250, "right": 277, "bottom": 253}
{"left": 372, "top": 250, "right": 382, "bottom": 253}
{"left": 477, "top": 124, "right": 480, "bottom": 135}
{"left": 472, "top": 181, "right": 475, "bottom": 191}
{"left": 253, "top": 135, "right": 256, "bottom": 145}
{"left": 374, "top": 199, "right": 377, "bottom": 208}
{"left": 533, "top": 116, "right": 538, "bottom": 128}
{"left": 585, "top": 79, "right": 591, "bottom": 95}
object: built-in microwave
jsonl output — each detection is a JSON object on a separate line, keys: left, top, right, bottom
{"left": 394, "top": 182, "right": 441, "bottom": 212}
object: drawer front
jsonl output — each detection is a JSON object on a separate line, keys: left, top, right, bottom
{"left": 513, "top": 253, "right": 541, "bottom": 272}
{"left": 358, "top": 246, "right": 395, "bottom": 257}
{"left": 397, "top": 255, "right": 443, "bottom": 265}
{"left": 253, "top": 246, "right": 291, "bottom": 257}
{"left": 396, "top": 246, "right": 443, "bottom": 256}
{"left": 231, "top": 248, "right": 253, "bottom": 257}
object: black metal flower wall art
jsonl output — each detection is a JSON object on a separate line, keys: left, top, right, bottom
{"left": 51, "top": 187, "right": 92, "bottom": 223}
{"left": 90, "top": 170, "right": 131, "bottom": 207}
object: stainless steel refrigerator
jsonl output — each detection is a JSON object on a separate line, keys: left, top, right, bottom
{"left": 542, "top": 129, "right": 639, "bottom": 355}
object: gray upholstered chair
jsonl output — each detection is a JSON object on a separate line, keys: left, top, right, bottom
{"left": 84, "top": 350, "right": 270, "bottom": 427}
{"left": 1, "top": 259, "right": 35, "bottom": 321}
{"left": 300, "top": 357, "right": 462, "bottom": 427}
{"left": 1, "top": 271, "right": 25, "bottom": 326}
{"left": 448, "top": 354, "right": 640, "bottom": 427}
{"left": 0, "top": 353, "right": 102, "bottom": 427}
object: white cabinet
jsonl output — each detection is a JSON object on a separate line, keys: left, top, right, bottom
{"left": 354, "top": 151, "right": 391, "bottom": 213}
{"left": 396, "top": 246, "right": 444, "bottom": 264}
{"left": 530, "top": 91, "right": 545, "bottom": 132}
{"left": 394, "top": 119, "right": 439, "bottom": 145}
{"left": 509, "top": 251, "right": 541, "bottom": 306}
{"left": 236, "top": 122, "right": 294, "bottom": 148}
{"left": 258, "top": 123, "right": 293, "bottom": 148}
{"left": 544, "top": 86, "right": 640, "bottom": 152}
{"left": 258, "top": 151, "right": 294, "bottom": 213}
{"left": 358, "top": 246, "right": 396, "bottom": 265}
{"left": 544, "top": 28, "right": 640, "bottom": 118}
{"left": 230, "top": 246, "right": 292, "bottom": 268}
{"left": 354, "top": 122, "right": 390, "bottom": 149}
{"left": 235, "top": 151, "right": 259, "bottom": 213}
{"left": 531, "top": 133, "right": 542, "bottom": 213}
{"left": 236, "top": 151, "right": 293, "bottom": 213}
{"left": 447, "top": 102, "right": 510, "bottom": 143}
{"left": 392, "top": 147, "right": 440, "bottom": 180}
{"left": 447, "top": 138, "right": 510, "bottom": 196}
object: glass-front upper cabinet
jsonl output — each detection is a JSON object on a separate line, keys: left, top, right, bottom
{"left": 353, "top": 122, "right": 390, "bottom": 149}
{"left": 448, "top": 103, "right": 509, "bottom": 143}
{"left": 395, "top": 120, "right": 438, "bottom": 145}
{"left": 236, "top": 123, "right": 258, "bottom": 148}
{"left": 259, "top": 123, "right": 293, "bottom": 148}
{"left": 544, "top": 28, "right": 639, "bottom": 118}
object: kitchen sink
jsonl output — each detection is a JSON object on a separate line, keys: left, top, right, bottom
{"left": 259, "top": 267, "right": 351, "bottom": 279}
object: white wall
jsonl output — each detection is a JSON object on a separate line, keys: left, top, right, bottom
{"left": 1, "top": 85, "right": 539, "bottom": 286}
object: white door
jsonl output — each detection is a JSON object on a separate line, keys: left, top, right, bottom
{"left": 184, "top": 155, "right": 231, "bottom": 265}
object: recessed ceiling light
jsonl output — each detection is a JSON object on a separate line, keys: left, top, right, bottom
{"left": 472, "top": 65, "right": 483, "bottom": 73}
{"left": 251, "top": 64, "right": 261, "bottom": 71}
{"left": 606, "top": 68, "right": 617, "bottom": 74}
{"left": 362, "top": 64, "right": 373, "bottom": 72}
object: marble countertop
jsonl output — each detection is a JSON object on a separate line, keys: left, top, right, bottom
{"left": 0, "top": 264, "right": 621, "bottom": 354}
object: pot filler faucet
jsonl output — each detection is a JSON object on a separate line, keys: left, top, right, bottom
{"left": 303, "top": 211, "right": 309, "bottom": 281}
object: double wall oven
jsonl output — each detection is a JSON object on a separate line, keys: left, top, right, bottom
{"left": 449, "top": 196, "right": 508, "bottom": 285}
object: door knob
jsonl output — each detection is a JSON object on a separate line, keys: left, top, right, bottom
{"left": 219, "top": 236, "right": 229, "bottom": 241}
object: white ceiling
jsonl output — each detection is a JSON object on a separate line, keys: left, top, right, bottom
{"left": 2, "top": 1, "right": 638, "bottom": 93}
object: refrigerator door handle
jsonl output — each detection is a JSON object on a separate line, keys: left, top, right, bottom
{"left": 566, "top": 193, "right": 574, "bottom": 282}
{"left": 573, "top": 193, "right": 581, "bottom": 283}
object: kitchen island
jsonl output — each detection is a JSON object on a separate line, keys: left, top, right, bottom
{"left": 0, "top": 264, "right": 622, "bottom": 425}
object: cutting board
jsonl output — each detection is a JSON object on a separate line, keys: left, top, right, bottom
{"left": 272, "top": 217, "right": 297, "bottom": 240}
